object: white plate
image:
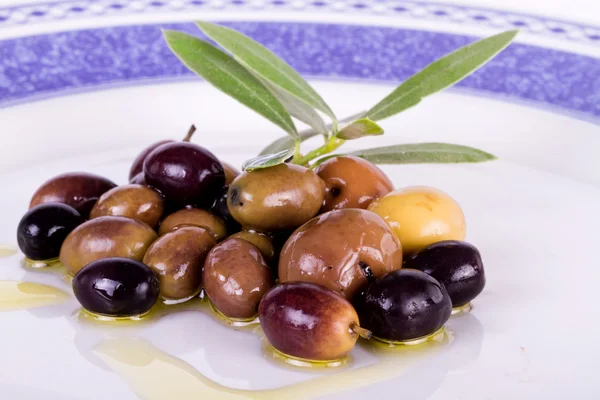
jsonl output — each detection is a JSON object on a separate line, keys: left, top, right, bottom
{"left": 0, "top": 1, "right": 599, "bottom": 399}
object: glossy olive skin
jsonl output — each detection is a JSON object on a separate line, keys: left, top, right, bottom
{"left": 29, "top": 172, "right": 117, "bottom": 217}
{"left": 368, "top": 186, "right": 466, "bottom": 254}
{"left": 90, "top": 184, "right": 164, "bottom": 228}
{"left": 211, "top": 186, "right": 241, "bottom": 234}
{"left": 404, "top": 240, "right": 485, "bottom": 307}
{"left": 129, "top": 140, "right": 173, "bottom": 181}
{"left": 73, "top": 257, "right": 159, "bottom": 317}
{"left": 315, "top": 156, "right": 394, "bottom": 212}
{"left": 129, "top": 172, "right": 146, "bottom": 186}
{"left": 259, "top": 282, "right": 361, "bottom": 361}
{"left": 229, "top": 231, "right": 275, "bottom": 262}
{"left": 354, "top": 269, "right": 452, "bottom": 342}
{"left": 204, "top": 238, "right": 273, "bottom": 319}
{"left": 17, "top": 203, "right": 84, "bottom": 261}
{"left": 222, "top": 162, "right": 240, "bottom": 185}
{"left": 143, "top": 226, "right": 216, "bottom": 301}
{"left": 60, "top": 216, "right": 157, "bottom": 275}
{"left": 158, "top": 208, "right": 227, "bottom": 240}
{"left": 279, "top": 209, "right": 403, "bottom": 300}
{"left": 144, "top": 142, "right": 225, "bottom": 208}
{"left": 228, "top": 164, "right": 325, "bottom": 232}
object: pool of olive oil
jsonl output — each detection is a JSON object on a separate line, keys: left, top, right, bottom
{"left": 0, "top": 244, "right": 17, "bottom": 258}
{"left": 0, "top": 281, "right": 69, "bottom": 311}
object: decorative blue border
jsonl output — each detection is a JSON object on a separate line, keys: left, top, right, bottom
{"left": 0, "top": 22, "right": 599, "bottom": 121}
{"left": 0, "top": 1, "right": 599, "bottom": 46}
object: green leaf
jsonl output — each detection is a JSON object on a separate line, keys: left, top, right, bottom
{"left": 242, "top": 148, "right": 295, "bottom": 171}
{"left": 163, "top": 30, "right": 297, "bottom": 136}
{"left": 261, "top": 79, "right": 329, "bottom": 135}
{"left": 336, "top": 118, "right": 384, "bottom": 140}
{"left": 348, "top": 143, "right": 496, "bottom": 164}
{"left": 365, "top": 30, "right": 518, "bottom": 121}
{"left": 196, "top": 21, "right": 336, "bottom": 121}
{"left": 258, "top": 111, "right": 366, "bottom": 156}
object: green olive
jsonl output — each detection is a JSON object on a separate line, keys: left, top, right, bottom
{"left": 228, "top": 164, "right": 325, "bottom": 232}
{"left": 228, "top": 231, "right": 275, "bottom": 262}
{"left": 89, "top": 184, "right": 164, "bottom": 228}
{"left": 59, "top": 216, "right": 157, "bottom": 276}
{"left": 158, "top": 208, "right": 227, "bottom": 240}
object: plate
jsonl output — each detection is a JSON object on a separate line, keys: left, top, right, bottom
{"left": 0, "top": 1, "right": 599, "bottom": 399}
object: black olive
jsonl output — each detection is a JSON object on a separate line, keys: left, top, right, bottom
{"left": 17, "top": 203, "right": 84, "bottom": 261}
{"left": 353, "top": 269, "right": 452, "bottom": 342}
{"left": 72, "top": 257, "right": 159, "bottom": 317}
{"left": 210, "top": 185, "right": 241, "bottom": 234}
{"left": 404, "top": 240, "right": 485, "bottom": 307}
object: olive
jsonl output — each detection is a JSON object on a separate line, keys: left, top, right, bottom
{"left": 129, "top": 172, "right": 147, "bottom": 186}
{"left": 143, "top": 226, "right": 216, "bottom": 302}
{"left": 222, "top": 162, "right": 240, "bottom": 185}
{"left": 315, "top": 155, "right": 393, "bottom": 212}
{"left": 354, "top": 269, "right": 452, "bottom": 342}
{"left": 59, "top": 216, "right": 157, "bottom": 275}
{"left": 158, "top": 208, "right": 226, "bottom": 240}
{"left": 29, "top": 172, "right": 117, "bottom": 217}
{"left": 144, "top": 141, "right": 225, "bottom": 208}
{"left": 229, "top": 231, "right": 275, "bottom": 263}
{"left": 129, "top": 140, "right": 173, "bottom": 181}
{"left": 259, "top": 282, "right": 368, "bottom": 361}
{"left": 404, "top": 240, "right": 485, "bottom": 307}
{"left": 73, "top": 257, "right": 159, "bottom": 317}
{"left": 203, "top": 238, "right": 273, "bottom": 319}
{"left": 368, "top": 186, "right": 466, "bottom": 254}
{"left": 17, "top": 203, "right": 84, "bottom": 261}
{"left": 90, "top": 184, "right": 164, "bottom": 229}
{"left": 210, "top": 185, "right": 241, "bottom": 234}
{"left": 228, "top": 164, "right": 325, "bottom": 232}
{"left": 279, "top": 209, "right": 403, "bottom": 300}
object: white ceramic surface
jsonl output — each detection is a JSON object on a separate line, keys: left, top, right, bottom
{"left": 0, "top": 1, "right": 599, "bottom": 399}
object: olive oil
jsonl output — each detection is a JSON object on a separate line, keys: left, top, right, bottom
{"left": 0, "top": 244, "right": 17, "bottom": 258}
{"left": 22, "top": 257, "right": 62, "bottom": 268}
{"left": 451, "top": 302, "right": 472, "bottom": 316}
{"left": 263, "top": 340, "right": 348, "bottom": 369}
{"left": 94, "top": 331, "right": 451, "bottom": 400}
{"left": 370, "top": 327, "right": 448, "bottom": 347}
{"left": 0, "top": 281, "right": 69, "bottom": 311}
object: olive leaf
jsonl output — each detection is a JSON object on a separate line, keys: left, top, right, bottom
{"left": 196, "top": 21, "right": 336, "bottom": 122}
{"left": 261, "top": 79, "right": 329, "bottom": 135}
{"left": 348, "top": 143, "right": 496, "bottom": 164}
{"left": 259, "top": 111, "right": 366, "bottom": 156}
{"left": 163, "top": 30, "right": 297, "bottom": 137}
{"left": 365, "top": 30, "right": 518, "bottom": 121}
{"left": 242, "top": 147, "right": 295, "bottom": 171}
{"left": 336, "top": 118, "right": 384, "bottom": 140}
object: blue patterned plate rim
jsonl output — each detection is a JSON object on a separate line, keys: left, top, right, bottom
{"left": 1, "top": 21, "right": 598, "bottom": 125}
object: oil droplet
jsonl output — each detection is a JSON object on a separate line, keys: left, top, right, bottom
{"left": 451, "top": 302, "right": 472, "bottom": 316}
{"left": 371, "top": 327, "right": 447, "bottom": 347}
{"left": 94, "top": 332, "right": 451, "bottom": 400}
{"left": 0, "top": 244, "right": 17, "bottom": 258}
{"left": 0, "top": 281, "right": 69, "bottom": 311}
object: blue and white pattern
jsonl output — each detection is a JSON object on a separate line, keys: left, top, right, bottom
{"left": 0, "top": 0, "right": 599, "bottom": 45}
{"left": 1, "top": 22, "right": 599, "bottom": 121}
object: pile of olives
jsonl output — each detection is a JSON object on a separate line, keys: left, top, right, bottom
{"left": 17, "top": 127, "right": 486, "bottom": 363}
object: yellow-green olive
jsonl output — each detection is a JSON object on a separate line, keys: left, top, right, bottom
{"left": 368, "top": 186, "right": 466, "bottom": 254}
{"left": 89, "top": 184, "right": 164, "bottom": 228}
{"left": 228, "top": 164, "right": 325, "bottom": 232}
{"left": 158, "top": 208, "right": 227, "bottom": 240}
{"left": 228, "top": 231, "right": 275, "bottom": 262}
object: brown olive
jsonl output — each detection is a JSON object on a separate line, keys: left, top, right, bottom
{"left": 158, "top": 208, "right": 227, "bottom": 240}
{"left": 368, "top": 186, "right": 466, "bottom": 254}
{"left": 315, "top": 155, "right": 393, "bottom": 212}
{"left": 259, "top": 282, "right": 369, "bottom": 361}
{"left": 143, "top": 226, "right": 216, "bottom": 302}
{"left": 59, "top": 216, "right": 157, "bottom": 275}
{"left": 228, "top": 164, "right": 325, "bottom": 232}
{"left": 30, "top": 172, "right": 117, "bottom": 217}
{"left": 89, "top": 184, "right": 164, "bottom": 228}
{"left": 203, "top": 238, "right": 273, "bottom": 319}
{"left": 222, "top": 162, "right": 240, "bottom": 185}
{"left": 279, "top": 208, "right": 403, "bottom": 300}
{"left": 228, "top": 231, "right": 275, "bottom": 262}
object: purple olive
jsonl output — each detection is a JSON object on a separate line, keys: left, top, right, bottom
{"left": 17, "top": 203, "right": 84, "bottom": 261}
{"left": 354, "top": 269, "right": 452, "bottom": 342}
{"left": 129, "top": 140, "right": 173, "bottom": 181}
{"left": 403, "top": 240, "right": 485, "bottom": 307}
{"left": 29, "top": 172, "right": 117, "bottom": 217}
{"left": 73, "top": 257, "right": 159, "bottom": 317}
{"left": 144, "top": 142, "right": 225, "bottom": 208}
